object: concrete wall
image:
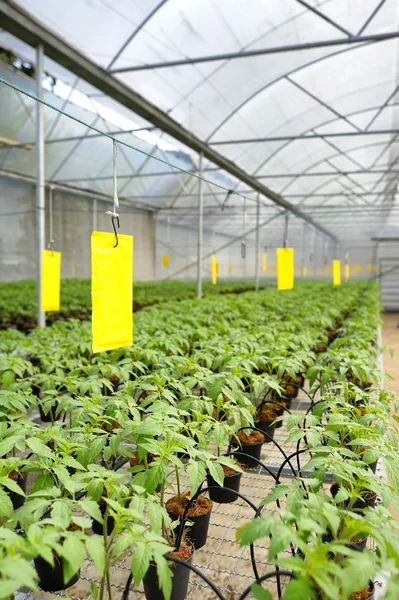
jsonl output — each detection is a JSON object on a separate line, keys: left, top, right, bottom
{"left": 0, "top": 176, "right": 155, "bottom": 282}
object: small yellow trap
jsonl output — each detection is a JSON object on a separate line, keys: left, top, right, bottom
{"left": 333, "top": 260, "right": 341, "bottom": 285}
{"left": 262, "top": 252, "right": 267, "bottom": 272}
{"left": 41, "top": 250, "right": 61, "bottom": 311}
{"left": 276, "top": 248, "right": 294, "bottom": 290}
{"left": 91, "top": 231, "right": 133, "bottom": 353}
{"left": 211, "top": 254, "right": 217, "bottom": 285}
{"left": 162, "top": 255, "right": 169, "bottom": 267}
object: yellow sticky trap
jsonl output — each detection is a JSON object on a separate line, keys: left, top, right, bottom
{"left": 302, "top": 266, "right": 308, "bottom": 277}
{"left": 276, "top": 248, "right": 294, "bottom": 290}
{"left": 216, "top": 262, "right": 219, "bottom": 275}
{"left": 211, "top": 254, "right": 217, "bottom": 285}
{"left": 262, "top": 252, "right": 267, "bottom": 272}
{"left": 162, "top": 255, "right": 169, "bottom": 267}
{"left": 345, "top": 264, "right": 350, "bottom": 280}
{"left": 324, "top": 264, "right": 332, "bottom": 273}
{"left": 91, "top": 232, "right": 133, "bottom": 353}
{"left": 333, "top": 260, "right": 341, "bottom": 285}
{"left": 367, "top": 264, "right": 372, "bottom": 273}
{"left": 228, "top": 265, "right": 233, "bottom": 274}
{"left": 41, "top": 250, "right": 61, "bottom": 311}
{"left": 187, "top": 264, "right": 191, "bottom": 272}
{"left": 353, "top": 264, "right": 361, "bottom": 273}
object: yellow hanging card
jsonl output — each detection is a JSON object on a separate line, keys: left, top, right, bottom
{"left": 228, "top": 265, "right": 233, "bottom": 274}
{"left": 211, "top": 254, "right": 217, "bottom": 285}
{"left": 162, "top": 255, "right": 169, "bottom": 267}
{"left": 333, "top": 260, "right": 341, "bottom": 285}
{"left": 276, "top": 248, "right": 294, "bottom": 290}
{"left": 302, "top": 266, "right": 308, "bottom": 277}
{"left": 324, "top": 264, "right": 332, "bottom": 273}
{"left": 216, "top": 262, "right": 219, "bottom": 275}
{"left": 41, "top": 250, "right": 61, "bottom": 311}
{"left": 345, "top": 264, "right": 350, "bottom": 280}
{"left": 262, "top": 252, "right": 267, "bottom": 272}
{"left": 91, "top": 231, "right": 133, "bottom": 353}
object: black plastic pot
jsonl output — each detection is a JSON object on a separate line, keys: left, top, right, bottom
{"left": 351, "top": 491, "right": 377, "bottom": 512}
{"left": 206, "top": 471, "right": 242, "bottom": 504}
{"left": 9, "top": 472, "right": 27, "bottom": 510}
{"left": 143, "top": 553, "right": 192, "bottom": 600}
{"left": 233, "top": 440, "right": 263, "bottom": 468}
{"left": 347, "top": 536, "right": 368, "bottom": 552}
{"left": 368, "top": 459, "right": 378, "bottom": 474}
{"left": 167, "top": 504, "right": 212, "bottom": 550}
{"left": 255, "top": 419, "right": 275, "bottom": 441}
{"left": 34, "top": 555, "right": 80, "bottom": 592}
{"left": 92, "top": 501, "right": 115, "bottom": 536}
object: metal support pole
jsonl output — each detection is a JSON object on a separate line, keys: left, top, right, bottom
{"left": 36, "top": 44, "right": 45, "bottom": 328}
{"left": 92, "top": 197, "right": 98, "bottom": 231}
{"left": 254, "top": 194, "right": 260, "bottom": 291}
{"left": 196, "top": 153, "right": 204, "bottom": 299}
{"left": 283, "top": 213, "right": 289, "bottom": 248}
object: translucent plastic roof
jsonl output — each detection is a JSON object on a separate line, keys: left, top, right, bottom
{"left": 1, "top": 0, "right": 399, "bottom": 243}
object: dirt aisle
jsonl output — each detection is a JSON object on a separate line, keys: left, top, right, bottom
{"left": 382, "top": 313, "right": 399, "bottom": 395}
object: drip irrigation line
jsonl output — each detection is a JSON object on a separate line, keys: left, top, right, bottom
{"left": 0, "top": 75, "right": 274, "bottom": 208}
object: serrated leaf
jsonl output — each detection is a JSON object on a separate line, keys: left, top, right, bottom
{"left": 207, "top": 461, "right": 224, "bottom": 487}
{"left": 251, "top": 584, "right": 273, "bottom": 600}
{"left": 26, "top": 437, "right": 53, "bottom": 458}
{"left": 86, "top": 535, "right": 105, "bottom": 575}
{"left": 0, "top": 489, "right": 13, "bottom": 518}
{"left": 131, "top": 542, "right": 152, "bottom": 585}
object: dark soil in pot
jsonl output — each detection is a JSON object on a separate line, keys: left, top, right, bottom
{"left": 232, "top": 430, "right": 265, "bottom": 468}
{"left": 143, "top": 538, "right": 193, "bottom": 600}
{"left": 316, "top": 581, "right": 374, "bottom": 600}
{"left": 255, "top": 403, "right": 280, "bottom": 436}
{"left": 8, "top": 471, "right": 27, "bottom": 510}
{"left": 92, "top": 498, "right": 115, "bottom": 535}
{"left": 166, "top": 494, "right": 212, "bottom": 550}
{"left": 207, "top": 461, "right": 243, "bottom": 504}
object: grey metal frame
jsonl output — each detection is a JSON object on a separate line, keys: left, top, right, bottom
{"left": 35, "top": 44, "right": 45, "bottom": 327}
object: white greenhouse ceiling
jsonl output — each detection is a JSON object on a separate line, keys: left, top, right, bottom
{"left": 1, "top": 0, "right": 399, "bottom": 243}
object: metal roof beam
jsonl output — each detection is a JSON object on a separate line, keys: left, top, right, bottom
{"left": 0, "top": 0, "right": 338, "bottom": 243}
{"left": 211, "top": 129, "right": 399, "bottom": 145}
{"left": 256, "top": 169, "right": 399, "bottom": 178}
{"left": 108, "top": 31, "right": 399, "bottom": 73}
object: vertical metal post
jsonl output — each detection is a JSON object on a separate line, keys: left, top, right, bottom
{"left": 283, "top": 213, "right": 289, "bottom": 248}
{"left": 36, "top": 44, "right": 45, "bottom": 328}
{"left": 92, "top": 198, "right": 98, "bottom": 231}
{"left": 254, "top": 194, "right": 260, "bottom": 291}
{"left": 196, "top": 153, "right": 203, "bottom": 299}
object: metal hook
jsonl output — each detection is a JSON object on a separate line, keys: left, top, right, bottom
{"left": 111, "top": 215, "right": 120, "bottom": 248}
{"left": 241, "top": 240, "right": 246, "bottom": 258}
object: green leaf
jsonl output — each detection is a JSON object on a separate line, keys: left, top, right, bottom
{"left": 51, "top": 499, "right": 72, "bottom": 528}
{"left": 0, "top": 488, "right": 13, "bottom": 518}
{"left": 26, "top": 437, "right": 53, "bottom": 458}
{"left": 30, "top": 474, "right": 54, "bottom": 494}
{"left": 60, "top": 535, "right": 86, "bottom": 580}
{"left": 236, "top": 515, "right": 273, "bottom": 546}
{"left": 86, "top": 535, "right": 105, "bottom": 575}
{"left": 187, "top": 461, "right": 207, "bottom": 494}
{"left": 153, "top": 553, "right": 172, "bottom": 600}
{"left": 91, "top": 582, "right": 99, "bottom": 599}
{"left": 81, "top": 499, "right": 104, "bottom": 524}
{"left": 131, "top": 542, "right": 152, "bottom": 585}
{"left": 207, "top": 460, "right": 224, "bottom": 487}
{"left": 260, "top": 484, "right": 290, "bottom": 506}
{"left": 251, "top": 584, "right": 273, "bottom": 600}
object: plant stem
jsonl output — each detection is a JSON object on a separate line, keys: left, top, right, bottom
{"left": 175, "top": 466, "right": 181, "bottom": 499}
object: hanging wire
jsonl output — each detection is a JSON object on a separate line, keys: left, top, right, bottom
{"left": 47, "top": 185, "right": 55, "bottom": 249}
{"left": 241, "top": 198, "right": 247, "bottom": 258}
{"left": 0, "top": 76, "right": 264, "bottom": 208}
{"left": 105, "top": 139, "right": 120, "bottom": 247}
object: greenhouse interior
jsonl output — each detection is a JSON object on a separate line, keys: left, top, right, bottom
{"left": 1, "top": 1, "right": 399, "bottom": 599}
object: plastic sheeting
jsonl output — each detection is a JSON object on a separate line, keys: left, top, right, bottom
{"left": 1, "top": 0, "right": 399, "bottom": 244}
